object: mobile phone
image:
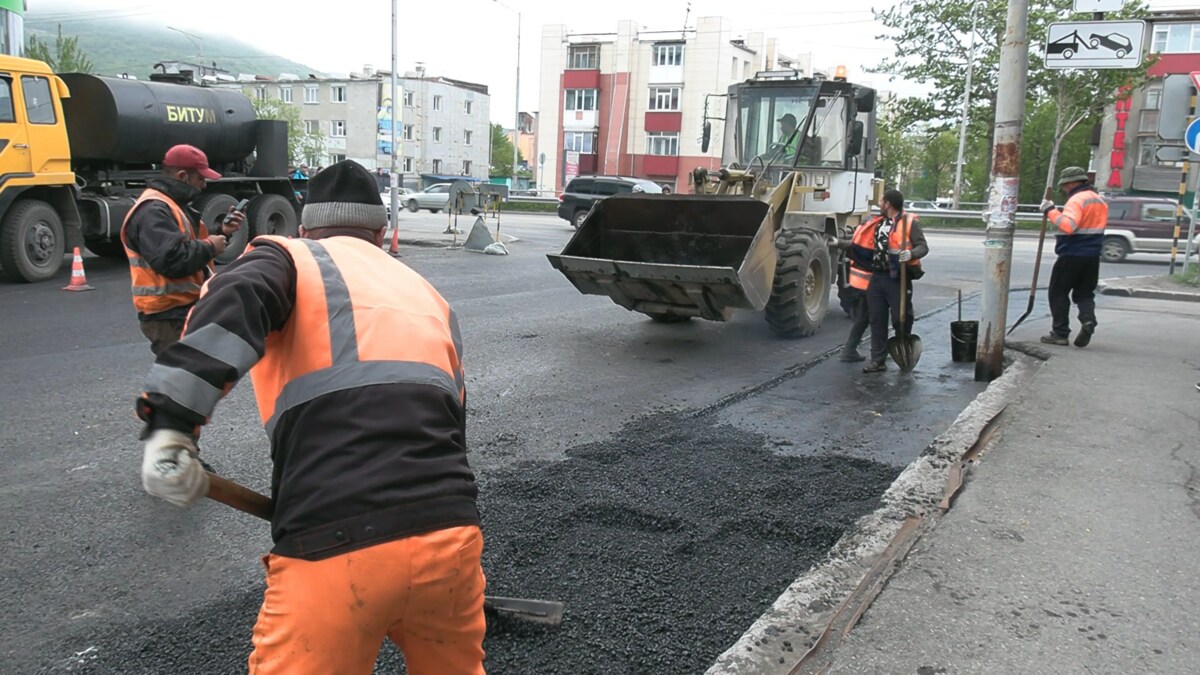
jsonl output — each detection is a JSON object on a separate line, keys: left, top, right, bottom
{"left": 235, "top": 198, "right": 251, "bottom": 213}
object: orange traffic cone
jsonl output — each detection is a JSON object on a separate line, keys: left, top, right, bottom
{"left": 62, "top": 247, "right": 94, "bottom": 292}
{"left": 388, "top": 218, "right": 401, "bottom": 255}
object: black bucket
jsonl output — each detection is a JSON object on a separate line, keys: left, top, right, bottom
{"left": 950, "top": 320, "right": 978, "bottom": 363}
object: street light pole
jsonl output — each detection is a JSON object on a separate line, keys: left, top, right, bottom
{"left": 495, "top": 0, "right": 521, "bottom": 191}
{"left": 952, "top": 1, "right": 981, "bottom": 210}
{"left": 976, "top": 0, "right": 1030, "bottom": 383}
{"left": 389, "top": 0, "right": 399, "bottom": 239}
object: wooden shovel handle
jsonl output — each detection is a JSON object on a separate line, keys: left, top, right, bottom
{"left": 206, "top": 472, "right": 273, "bottom": 521}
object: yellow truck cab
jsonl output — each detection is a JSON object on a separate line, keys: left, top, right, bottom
{"left": 0, "top": 56, "right": 82, "bottom": 282}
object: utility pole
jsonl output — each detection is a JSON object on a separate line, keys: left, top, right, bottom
{"left": 975, "top": 0, "right": 1030, "bottom": 383}
{"left": 952, "top": 1, "right": 981, "bottom": 210}
{"left": 389, "top": 0, "right": 400, "bottom": 241}
{"left": 495, "top": 0, "right": 521, "bottom": 190}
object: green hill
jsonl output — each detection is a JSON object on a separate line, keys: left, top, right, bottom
{"left": 25, "top": 15, "right": 322, "bottom": 79}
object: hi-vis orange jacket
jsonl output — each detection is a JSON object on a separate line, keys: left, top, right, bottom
{"left": 847, "top": 212, "right": 922, "bottom": 281}
{"left": 120, "top": 188, "right": 213, "bottom": 315}
{"left": 846, "top": 215, "right": 884, "bottom": 290}
{"left": 1047, "top": 185, "right": 1107, "bottom": 257}
{"left": 137, "top": 233, "right": 478, "bottom": 560}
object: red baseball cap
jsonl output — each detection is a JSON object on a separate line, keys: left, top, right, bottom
{"left": 163, "top": 144, "right": 221, "bottom": 180}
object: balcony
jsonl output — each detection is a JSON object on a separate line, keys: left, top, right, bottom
{"left": 645, "top": 112, "right": 682, "bottom": 133}
{"left": 563, "top": 69, "right": 601, "bottom": 89}
{"left": 643, "top": 155, "right": 679, "bottom": 176}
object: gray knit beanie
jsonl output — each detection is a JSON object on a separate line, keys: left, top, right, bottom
{"left": 301, "top": 160, "right": 387, "bottom": 230}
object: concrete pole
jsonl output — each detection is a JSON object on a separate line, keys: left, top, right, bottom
{"left": 388, "top": 0, "right": 400, "bottom": 239}
{"left": 952, "top": 1, "right": 981, "bottom": 210}
{"left": 975, "top": 0, "right": 1029, "bottom": 383}
{"left": 514, "top": 11, "right": 522, "bottom": 189}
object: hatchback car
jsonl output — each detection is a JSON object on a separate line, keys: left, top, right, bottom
{"left": 1102, "top": 196, "right": 1200, "bottom": 262}
{"left": 557, "top": 176, "right": 663, "bottom": 229}
{"left": 405, "top": 184, "right": 453, "bottom": 213}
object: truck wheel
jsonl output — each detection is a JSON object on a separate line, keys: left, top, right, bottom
{"left": 1101, "top": 236, "right": 1129, "bottom": 263}
{"left": 247, "top": 194, "right": 298, "bottom": 239}
{"left": 196, "top": 193, "right": 242, "bottom": 265}
{"left": 83, "top": 237, "right": 128, "bottom": 260}
{"left": 765, "top": 229, "right": 831, "bottom": 338}
{"left": 0, "top": 200, "right": 65, "bottom": 283}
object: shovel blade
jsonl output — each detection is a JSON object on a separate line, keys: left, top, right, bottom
{"left": 483, "top": 595, "right": 565, "bottom": 626}
{"left": 888, "top": 333, "right": 923, "bottom": 372}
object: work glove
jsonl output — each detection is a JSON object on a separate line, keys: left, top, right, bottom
{"left": 1039, "top": 199, "right": 1055, "bottom": 214}
{"left": 141, "top": 429, "right": 209, "bottom": 508}
{"left": 897, "top": 249, "right": 912, "bottom": 263}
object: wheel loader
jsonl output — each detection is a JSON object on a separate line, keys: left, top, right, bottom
{"left": 546, "top": 70, "right": 883, "bottom": 337}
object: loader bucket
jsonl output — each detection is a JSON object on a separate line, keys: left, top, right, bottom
{"left": 547, "top": 193, "right": 778, "bottom": 321}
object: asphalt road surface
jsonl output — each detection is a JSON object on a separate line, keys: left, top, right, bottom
{"left": 0, "top": 213, "right": 1171, "bottom": 673}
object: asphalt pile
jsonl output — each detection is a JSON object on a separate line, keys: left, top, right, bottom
{"left": 45, "top": 412, "right": 896, "bottom": 674}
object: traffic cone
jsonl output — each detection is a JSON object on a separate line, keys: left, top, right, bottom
{"left": 388, "top": 218, "right": 401, "bottom": 255}
{"left": 62, "top": 247, "right": 94, "bottom": 292}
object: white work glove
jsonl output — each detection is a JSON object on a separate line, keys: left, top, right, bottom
{"left": 1039, "top": 199, "right": 1055, "bottom": 213}
{"left": 897, "top": 249, "right": 913, "bottom": 262}
{"left": 141, "top": 429, "right": 209, "bottom": 508}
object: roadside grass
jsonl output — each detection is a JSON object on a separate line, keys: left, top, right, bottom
{"left": 1174, "top": 264, "right": 1200, "bottom": 287}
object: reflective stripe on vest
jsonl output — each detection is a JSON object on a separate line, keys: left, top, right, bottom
{"left": 120, "top": 188, "right": 211, "bottom": 315}
{"left": 247, "top": 236, "right": 465, "bottom": 436}
{"left": 849, "top": 216, "right": 881, "bottom": 289}
{"left": 851, "top": 213, "right": 921, "bottom": 272}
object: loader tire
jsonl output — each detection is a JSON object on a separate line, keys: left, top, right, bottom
{"left": 765, "top": 229, "right": 831, "bottom": 338}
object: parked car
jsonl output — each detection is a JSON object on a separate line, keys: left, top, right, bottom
{"left": 405, "top": 184, "right": 453, "bottom": 213}
{"left": 557, "top": 176, "right": 663, "bottom": 229}
{"left": 381, "top": 188, "right": 413, "bottom": 216}
{"left": 908, "top": 200, "right": 942, "bottom": 211}
{"left": 1102, "top": 196, "right": 1200, "bottom": 262}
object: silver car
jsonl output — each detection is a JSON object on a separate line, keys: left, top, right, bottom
{"left": 405, "top": 184, "right": 452, "bottom": 213}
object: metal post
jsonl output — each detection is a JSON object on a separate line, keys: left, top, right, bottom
{"left": 1170, "top": 87, "right": 1195, "bottom": 275}
{"left": 952, "top": 1, "right": 980, "bottom": 210}
{"left": 975, "top": 0, "right": 1029, "bottom": 383}
{"left": 514, "top": 11, "right": 522, "bottom": 190}
{"left": 1184, "top": 205, "right": 1198, "bottom": 273}
{"left": 388, "top": 0, "right": 400, "bottom": 244}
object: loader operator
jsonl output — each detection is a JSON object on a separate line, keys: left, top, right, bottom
{"left": 121, "top": 144, "right": 245, "bottom": 356}
{"left": 845, "top": 189, "right": 929, "bottom": 373}
{"left": 133, "top": 161, "right": 485, "bottom": 674}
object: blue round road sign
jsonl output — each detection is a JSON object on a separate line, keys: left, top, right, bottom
{"left": 1187, "top": 118, "right": 1200, "bottom": 155}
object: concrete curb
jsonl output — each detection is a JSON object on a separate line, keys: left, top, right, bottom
{"left": 706, "top": 356, "right": 1038, "bottom": 675}
{"left": 1097, "top": 279, "right": 1200, "bottom": 303}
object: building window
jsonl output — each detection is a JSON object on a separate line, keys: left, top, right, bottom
{"left": 304, "top": 120, "right": 319, "bottom": 134}
{"left": 432, "top": 159, "right": 443, "bottom": 173}
{"left": 653, "top": 43, "right": 684, "bottom": 66}
{"left": 331, "top": 85, "right": 347, "bottom": 103}
{"left": 255, "top": 86, "right": 267, "bottom": 101}
{"left": 1144, "top": 85, "right": 1163, "bottom": 110}
{"left": 565, "top": 89, "right": 598, "bottom": 111}
{"left": 433, "top": 127, "right": 442, "bottom": 142}
{"left": 403, "top": 124, "right": 414, "bottom": 140}
{"left": 648, "top": 86, "right": 681, "bottom": 111}
{"left": 1139, "top": 109, "right": 1159, "bottom": 133}
{"left": 465, "top": 100, "right": 474, "bottom": 115}
{"left": 568, "top": 45, "right": 599, "bottom": 69}
{"left": 402, "top": 157, "right": 413, "bottom": 172}
{"left": 647, "top": 131, "right": 679, "bottom": 156}
{"left": 331, "top": 120, "right": 346, "bottom": 137}
{"left": 280, "top": 86, "right": 293, "bottom": 103}
{"left": 463, "top": 160, "right": 472, "bottom": 174}
{"left": 433, "top": 95, "right": 442, "bottom": 111}
{"left": 304, "top": 86, "right": 319, "bottom": 104}
{"left": 464, "top": 129, "right": 473, "bottom": 145}
{"left": 1151, "top": 23, "right": 1200, "bottom": 53}
{"left": 330, "top": 153, "right": 346, "bottom": 164}
{"left": 403, "top": 91, "right": 414, "bottom": 107}
{"left": 564, "top": 131, "right": 596, "bottom": 153}
{"left": 731, "top": 57, "right": 738, "bottom": 80}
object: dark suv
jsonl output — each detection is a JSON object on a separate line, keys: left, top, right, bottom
{"left": 1102, "top": 196, "right": 1200, "bottom": 262}
{"left": 558, "top": 176, "right": 663, "bottom": 229}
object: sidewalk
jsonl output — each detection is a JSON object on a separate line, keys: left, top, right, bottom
{"left": 1099, "top": 272, "right": 1200, "bottom": 303}
{"left": 823, "top": 293, "right": 1200, "bottom": 673}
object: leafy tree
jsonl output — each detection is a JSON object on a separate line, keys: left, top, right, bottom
{"left": 251, "top": 98, "right": 324, "bottom": 166}
{"left": 26, "top": 24, "right": 94, "bottom": 74}
{"left": 490, "top": 123, "right": 525, "bottom": 178}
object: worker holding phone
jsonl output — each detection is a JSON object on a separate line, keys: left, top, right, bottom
{"left": 120, "top": 145, "right": 247, "bottom": 356}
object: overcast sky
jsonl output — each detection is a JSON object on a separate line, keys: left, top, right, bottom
{"left": 31, "top": 0, "right": 1196, "bottom": 126}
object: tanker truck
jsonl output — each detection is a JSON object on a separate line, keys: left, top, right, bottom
{"left": 547, "top": 70, "right": 881, "bottom": 337}
{"left": 0, "top": 55, "right": 302, "bottom": 283}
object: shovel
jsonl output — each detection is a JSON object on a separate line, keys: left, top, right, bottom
{"left": 205, "top": 473, "right": 566, "bottom": 626}
{"left": 1008, "top": 186, "right": 1054, "bottom": 335}
{"left": 887, "top": 220, "right": 922, "bottom": 371}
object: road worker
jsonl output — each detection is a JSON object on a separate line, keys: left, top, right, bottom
{"left": 838, "top": 205, "right": 886, "bottom": 362}
{"left": 1039, "top": 166, "right": 1108, "bottom": 348}
{"left": 134, "top": 160, "right": 484, "bottom": 674}
{"left": 121, "top": 144, "right": 244, "bottom": 355}
{"left": 844, "top": 189, "right": 929, "bottom": 373}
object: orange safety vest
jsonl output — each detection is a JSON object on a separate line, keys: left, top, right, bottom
{"left": 850, "top": 212, "right": 922, "bottom": 280}
{"left": 244, "top": 235, "right": 465, "bottom": 436}
{"left": 120, "top": 188, "right": 212, "bottom": 315}
{"left": 1048, "top": 190, "right": 1107, "bottom": 236}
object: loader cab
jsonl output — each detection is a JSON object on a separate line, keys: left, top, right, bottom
{"left": 721, "top": 75, "right": 875, "bottom": 181}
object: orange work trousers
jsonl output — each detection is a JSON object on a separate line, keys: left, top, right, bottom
{"left": 248, "top": 524, "right": 486, "bottom": 675}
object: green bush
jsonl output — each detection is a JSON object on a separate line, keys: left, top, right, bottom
{"left": 500, "top": 201, "right": 558, "bottom": 213}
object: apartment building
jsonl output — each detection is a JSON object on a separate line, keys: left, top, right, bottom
{"left": 536, "top": 17, "right": 799, "bottom": 193}
{"left": 1095, "top": 8, "right": 1200, "bottom": 199}
{"left": 241, "top": 68, "right": 491, "bottom": 188}
{"left": 505, "top": 111, "right": 539, "bottom": 172}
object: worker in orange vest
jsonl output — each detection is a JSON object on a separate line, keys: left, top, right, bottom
{"left": 838, "top": 205, "right": 885, "bottom": 362}
{"left": 1038, "top": 166, "right": 1108, "bottom": 347}
{"left": 133, "top": 161, "right": 484, "bottom": 674}
{"left": 844, "top": 189, "right": 929, "bottom": 372}
{"left": 120, "top": 145, "right": 244, "bottom": 355}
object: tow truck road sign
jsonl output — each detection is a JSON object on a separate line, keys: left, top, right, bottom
{"left": 1045, "top": 20, "right": 1145, "bottom": 69}
{"left": 1073, "top": 0, "right": 1125, "bottom": 12}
